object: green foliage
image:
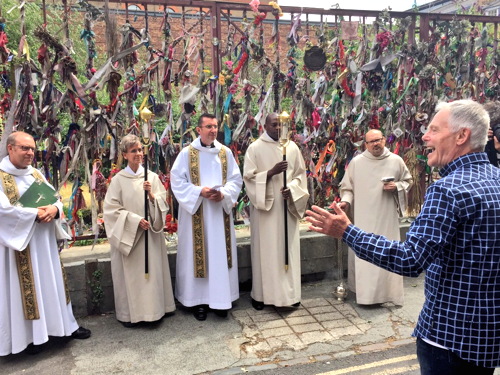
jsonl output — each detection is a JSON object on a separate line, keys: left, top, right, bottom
{"left": 73, "top": 238, "right": 106, "bottom": 246}
{"left": 87, "top": 269, "right": 104, "bottom": 314}
{"left": 77, "top": 207, "right": 92, "bottom": 224}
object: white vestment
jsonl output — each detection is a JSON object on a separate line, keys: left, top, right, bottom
{"left": 340, "top": 148, "right": 413, "bottom": 305}
{"left": 244, "top": 133, "right": 309, "bottom": 306}
{"left": 170, "top": 138, "right": 243, "bottom": 309}
{"left": 104, "top": 166, "right": 176, "bottom": 323}
{"left": 0, "top": 156, "right": 78, "bottom": 356}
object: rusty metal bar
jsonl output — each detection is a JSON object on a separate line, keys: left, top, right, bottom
{"left": 212, "top": 2, "right": 220, "bottom": 77}
{"left": 419, "top": 14, "right": 430, "bottom": 42}
{"left": 95, "top": 0, "right": 500, "bottom": 24}
{"left": 495, "top": 23, "right": 498, "bottom": 51}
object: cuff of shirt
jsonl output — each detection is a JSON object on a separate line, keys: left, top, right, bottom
{"left": 342, "top": 224, "right": 364, "bottom": 248}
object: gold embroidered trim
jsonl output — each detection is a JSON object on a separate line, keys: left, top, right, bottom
{"left": 219, "top": 149, "right": 232, "bottom": 269}
{"left": 188, "top": 146, "right": 232, "bottom": 278}
{"left": 0, "top": 168, "right": 71, "bottom": 317}
{"left": 189, "top": 146, "right": 207, "bottom": 278}
{"left": 0, "top": 169, "right": 40, "bottom": 320}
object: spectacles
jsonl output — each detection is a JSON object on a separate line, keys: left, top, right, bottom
{"left": 365, "top": 137, "right": 385, "bottom": 145}
{"left": 200, "top": 125, "right": 218, "bottom": 130}
{"left": 13, "top": 144, "right": 36, "bottom": 152}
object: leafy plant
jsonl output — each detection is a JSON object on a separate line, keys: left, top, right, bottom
{"left": 87, "top": 269, "right": 104, "bottom": 314}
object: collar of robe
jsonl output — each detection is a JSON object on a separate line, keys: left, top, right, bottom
{"left": 200, "top": 140, "right": 215, "bottom": 148}
{"left": 362, "top": 147, "right": 391, "bottom": 160}
{"left": 0, "top": 156, "right": 34, "bottom": 176}
{"left": 191, "top": 137, "right": 222, "bottom": 153}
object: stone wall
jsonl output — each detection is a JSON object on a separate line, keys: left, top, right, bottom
{"left": 64, "top": 224, "right": 411, "bottom": 318}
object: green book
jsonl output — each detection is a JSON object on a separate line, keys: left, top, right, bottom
{"left": 15, "top": 180, "right": 58, "bottom": 208}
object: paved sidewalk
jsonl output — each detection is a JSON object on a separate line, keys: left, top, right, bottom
{"left": 2, "top": 275, "right": 432, "bottom": 375}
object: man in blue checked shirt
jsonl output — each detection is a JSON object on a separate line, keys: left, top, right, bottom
{"left": 306, "top": 99, "right": 500, "bottom": 374}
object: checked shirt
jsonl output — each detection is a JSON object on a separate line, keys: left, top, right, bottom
{"left": 343, "top": 152, "right": 500, "bottom": 368}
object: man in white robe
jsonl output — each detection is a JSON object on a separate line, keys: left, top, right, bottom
{"left": 103, "top": 134, "right": 176, "bottom": 327}
{"left": 243, "top": 113, "right": 309, "bottom": 309}
{"left": 171, "top": 114, "right": 243, "bottom": 321}
{"left": 340, "top": 129, "right": 413, "bottom": 305}
{"left": 0, "top": 132, "right": 90, "bottom": 356}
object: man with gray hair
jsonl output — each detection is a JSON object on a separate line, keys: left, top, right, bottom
{"left": 306, "top": 100, "right": 500, "bottom": 373}
{"left": 0, "top": 131, "right": 90, "bottom": 356}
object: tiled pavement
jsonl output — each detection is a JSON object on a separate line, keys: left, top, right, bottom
{"left": 1, "top": 276, "right": 429, "bottom": 375}
{"left": 231, "top": 297, "right": 370, "bottom": 359}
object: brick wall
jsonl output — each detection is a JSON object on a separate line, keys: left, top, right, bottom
{"left": 90, "top": 9, "right": 315, "bottom": 80}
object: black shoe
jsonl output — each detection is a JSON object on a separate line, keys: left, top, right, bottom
{"left": 24, "top": 343, "right": 43, "bottom": 355}
{"left": 71, "top": 326, "right": 91, "bottom": 339}
{"left": 213, "top": 309, "right": 229, "bottom": 318}
{"left": 193, "top": 305, "right": 208, "bottom": 321}
{"left": 251, "top": 298, "right": 264, "bottom": 311}
{"left": 291, "top": 302, "right": 301, "bottom": 308}
{"left": 120, "top": 321, "right": 139, "bottom": 328}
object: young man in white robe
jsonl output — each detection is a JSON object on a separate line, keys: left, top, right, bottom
{"left": 339, "top": 129, "right": 413, "bottom": 305}
{"left": 170, "top": 114, "right": 243, "bottom": 321}
{"left": 0, "top": 132, "right": 90, "bottom": 356}
{"left": 243, "top": 113, "right": 309, "bottom": 310}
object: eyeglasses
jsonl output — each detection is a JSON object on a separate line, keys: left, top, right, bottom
{"left": 12, "top": 144, "right": 36, "bottom": 152}
{"left": 200, "top": 125, "right": 218, "bottom": 130}
{"left": 365, "top": 137, "right": 385, "bottom": 145}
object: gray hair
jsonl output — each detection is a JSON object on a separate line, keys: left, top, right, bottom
{"left": 6, "top": 132, "right": 33, "bottom": 150}
{"left": 120, "top": 134, "right": 141, "bottom": 153}
{"left": 435, "top": 99, "right": 489, "bottom": 151}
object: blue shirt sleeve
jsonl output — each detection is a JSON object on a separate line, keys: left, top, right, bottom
{"left": 342, "top": 182, "right": 459, "bottom": 277}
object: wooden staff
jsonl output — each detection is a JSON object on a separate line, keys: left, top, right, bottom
{"left": 282, "top": 143, "right": 289, "bottom": 271}
{"left": 141, "top": 107, "right": 154, "bottom": 279}
{"left": 279, "top": 112, "right": 290, "bottom": 271}
{"left": 143, "top": 145, "right": 149, "bottom": 279}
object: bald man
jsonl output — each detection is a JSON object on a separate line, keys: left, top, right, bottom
{"left": 0, "top": 131, "right": 90, "bottom": 355}
{"left": 339, "top": 129, "right": 412, "bottom": 305}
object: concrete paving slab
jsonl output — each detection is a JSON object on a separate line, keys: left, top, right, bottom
{"left": 11, "top": 273, "right": 497, "bottom": 375}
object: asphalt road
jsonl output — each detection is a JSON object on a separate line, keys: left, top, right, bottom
{"left": 250, "top": 343, "right": 420, "bottom": 375}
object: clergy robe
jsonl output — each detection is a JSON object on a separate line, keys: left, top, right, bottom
{"left": 0, "top": 156, "right": 78, "bottom": 356}
{"left": 340, "top": 148, "right": 413, "bottom": 305}
{"left": 170, "top": 138, "right": 243, "bottom": 309}
{"left": 103, "top": 166, "right": 175, "bottom": 323}
{"left": 243, "top": 133, "right": 309, "bottom": 306}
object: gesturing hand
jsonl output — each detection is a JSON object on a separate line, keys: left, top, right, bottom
{"left": 305, "top": 203, "right": 352, "bottom": 239}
